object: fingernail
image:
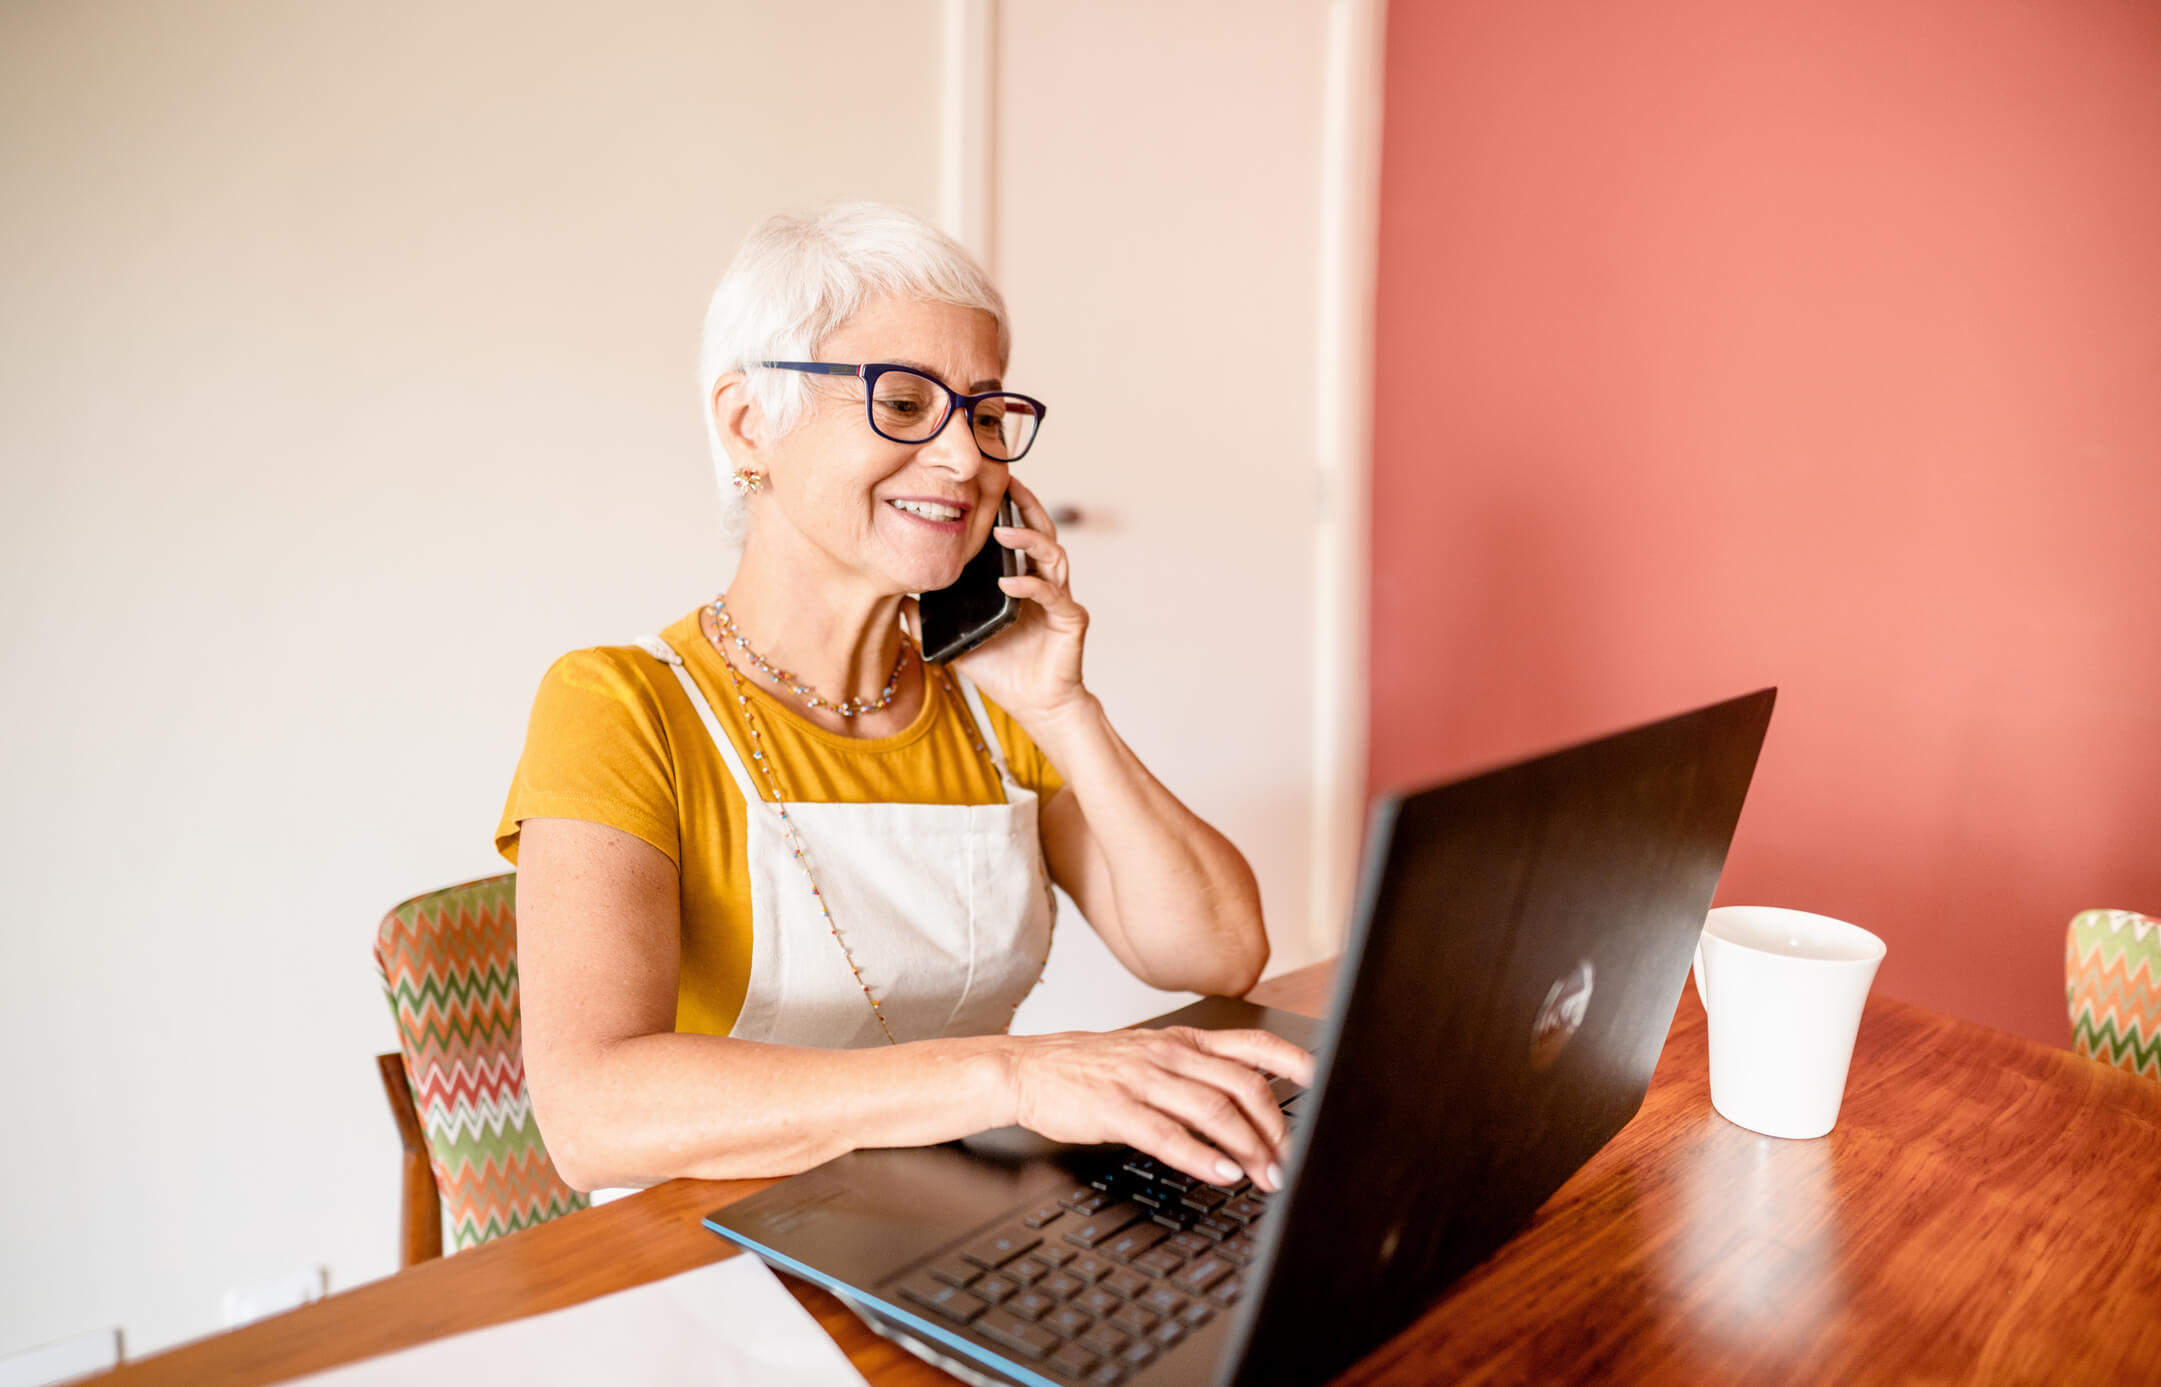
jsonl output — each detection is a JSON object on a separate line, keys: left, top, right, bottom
{"left": 1267, "top": 1163, "right": 1285, "bottom": 1189}
{"left": 1215, "top": 1159, "right": 1242, "bottom": 1183}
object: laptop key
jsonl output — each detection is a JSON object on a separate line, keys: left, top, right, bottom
{"left": 1194, "top": 1215, "right": 1238, "bottom": 1241}
{"left": 1035, "top": 1244, "right": 1077, "bottom": 1267}
{"left": 1208, "top": 1274, "right": 1244, "bottom": 1307}
{"left": 1107, "top": 1303, "right": 1160, "bottom": 1337}
{"left": 1022, "top": 1204, "right": 1067, "bottom": 1230}
{"left": 1118, "top": 1340, "right": 1159, "bottom": 1369}
{"left": 1176, "top": 1301, "right": 1215, "bottom": 1328}
{"left": 1049, "top": 1344, "right": 1100, "bottom": 1378}
{"left": 1102, "top": 1268, "right": 1151, "bottom": 1300}
{"left": 897, "top": 1275, "right": 988, "bottom": 1326}
{"left": 1170, "top": 1254, "right": 1233, "bottom": 1295}
{"left": 1180, "top": 1187, "right": 1227, "bottom": 1213}
{"left": 1219, "top": 1233, "right": 1258, "bottom": 1266}
{"left": 962, "top": 1228, "right": 1041, "bottom": 1270}
{"left": 975, "top": 1274, "right": 1019, "bottom": 1304}
{"left": 1149, "top": 1320, "right": 1187, "bottom": 1349}
{"left": 1007, "top": 1257, "right": 1050, "bottom": 1285}
{"left": 1043, "top": 1305, "right": 1093, "bottom": 1339}
{"left": 1068, "top": 1253, "right": 1114, "bottom": 1284}
{"left": 1059, "top": 1187, "right": 1109, "bottom": 1215}
{"left": 1139, "top": 1287, "right": 1189, "bottom": 1318}
{"left": 1086, "top": 1366, "right": 1127, "bottom": 1387}
{"left": 1079, "top": 1323, "right": 1131, "bottom": 1357}
{"left": 1040, "top": 1271, "right": 1085, "bottom": 1301}
{"left": 1167, "top": 1231, "right": 1212, "bottom": 1256}
{"left": 1131, "top": 1247, "right": 1185, "bottom": 1277}
{"left": 930, "top": 1257, "right": 982, "bottom": 1288}
{"left": 1007, "top": 1291, "right": 1056, "bottom": 1322}
{"left": 975, "top": 1309, "right": 1060, "bottom": 1361}
{"left": 1065, "top": 1202, "right": 1147, "bottom": 1249}
{"left": 1225, "top": 1197, "right": 1268, "bottom": 1223}
{"left": 1076, "top": 1286, "right": 1122, "bottom": 1317}
{"left": 1103, "top": 1222, "right": 1169, "bottom": 1264}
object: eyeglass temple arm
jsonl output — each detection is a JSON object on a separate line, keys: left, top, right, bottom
{"left": 760, "top": 361, "right": 863, "bottom": 377}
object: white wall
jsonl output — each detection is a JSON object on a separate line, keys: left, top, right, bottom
{"left": 0, "top": 0, "right": 941, "bottom": 1358}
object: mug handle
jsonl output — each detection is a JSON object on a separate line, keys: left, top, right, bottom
{"left": 1692, "top": 940, "right": 1709, "bottom": 1014}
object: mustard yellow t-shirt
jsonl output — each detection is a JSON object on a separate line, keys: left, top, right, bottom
{"left": 496, "top": 606, "right": 1064, "bottom": 1037}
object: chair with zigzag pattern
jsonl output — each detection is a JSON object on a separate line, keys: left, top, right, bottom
{"left": 374, "top": 872, "right": 587, "bottom": 1263}
{"left": 2066, "top": 908, "right": 2161, "bottom": 1084}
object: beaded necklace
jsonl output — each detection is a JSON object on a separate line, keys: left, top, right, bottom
{"left": 710, "top": 592, "right": 908, "bottom": 718}
{"left": 699, "top": 598, "right": 1050, "bottom": 1044}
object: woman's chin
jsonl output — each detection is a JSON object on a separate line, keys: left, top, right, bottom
{"left": 896, "top": 557, "right": 969, "bottom": 595}
{"left": 871, "top": 533, "right": 975, "bottom": 595}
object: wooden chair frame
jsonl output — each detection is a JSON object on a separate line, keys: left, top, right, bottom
{"left": 375, "top": 1051, "right": 443, "bottom": 1266}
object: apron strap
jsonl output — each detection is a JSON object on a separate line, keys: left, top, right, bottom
{"left": 951, "top": 673, "right": 1020, "bottom": 789}
{"left": 632, "top": 634, "right": 767, "bottom": 805}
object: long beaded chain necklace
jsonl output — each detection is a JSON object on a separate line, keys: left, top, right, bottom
{"left": 711, "top": 592, "right": 908, "bottom": 718}
{"left": 702, "top": 600, "right": 898, "bottom": 1044}
{"left": 698, "top": 597, "right": 1052, "bottom": 1043}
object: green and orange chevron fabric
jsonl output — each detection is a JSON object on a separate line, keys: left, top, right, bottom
{"left": 374, "top": 873, "right": 587, "bottom": 1252}
{"left": 2066, "top": 908, "right": 2161, "bottom": 1083}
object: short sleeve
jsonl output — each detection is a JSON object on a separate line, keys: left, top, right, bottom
{"left": 977, "top": 694, "right": 1066, "bottom": 804}
{"left": 495, "top": 648, "right": 682, "bottom": 867}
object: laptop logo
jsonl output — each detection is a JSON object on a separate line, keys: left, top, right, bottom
{"left": 1530, "top": 959, "right": 1595, "bottom": 1070}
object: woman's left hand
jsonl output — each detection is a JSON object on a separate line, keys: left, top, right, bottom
{"left": 932, "top": 475, "right": 1090, "bottom": 726}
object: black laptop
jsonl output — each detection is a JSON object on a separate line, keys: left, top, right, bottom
{"left": 706, "top": 690, "right": 1775, "bottom": 1386}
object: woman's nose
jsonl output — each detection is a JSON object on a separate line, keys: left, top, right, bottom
{"left": 917, "top": 405, "right": 984, "bottom": 475}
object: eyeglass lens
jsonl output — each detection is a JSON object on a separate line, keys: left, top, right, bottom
{"left": 869, "top": 368, "right": 1040, "bottom": 460}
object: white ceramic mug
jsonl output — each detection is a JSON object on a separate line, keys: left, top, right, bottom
{"left": 1694, "top": 906, "right": 1886, "bottom": 1139}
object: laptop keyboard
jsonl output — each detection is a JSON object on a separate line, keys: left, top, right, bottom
{"left": 886, "top": 1095, "right": 1300, "bottom": 1385}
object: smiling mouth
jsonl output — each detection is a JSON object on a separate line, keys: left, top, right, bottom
{"left": 886, "top": 499, "right": 967, "bottom": 523}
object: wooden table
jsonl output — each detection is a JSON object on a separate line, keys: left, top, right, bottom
{"left": 92, "top": 962, "right": 2161, "bottom": 1385}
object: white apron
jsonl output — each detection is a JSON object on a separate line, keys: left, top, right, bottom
{"left": 584, "top": 637, "right": 1058, "bottom": 1203}
{"left": 632, "top": 634, "right": 1056, "bottom": 1048}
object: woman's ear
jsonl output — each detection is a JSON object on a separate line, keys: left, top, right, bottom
{"left": 710, "top": 371, "right": 769, "bottom": 466}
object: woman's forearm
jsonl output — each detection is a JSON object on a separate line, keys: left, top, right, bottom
{"left": 533, "top": 1030, "right": 1018, "bottom": 1192}
{"left": 1028, "top": 693, "right": 1268, "bottom": 994}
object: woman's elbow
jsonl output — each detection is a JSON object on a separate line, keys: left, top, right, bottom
{"left": 526, "top": 1057, "right": 617, "bottom": 1192}
{"left": 1224, "top": 930, "right": 1269, "bottom": 997}
{"left": 531, "top": 1100, "right": 604, "bottom": 1192}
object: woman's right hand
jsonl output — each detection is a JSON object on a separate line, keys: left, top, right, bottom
{"left": 1003, "top": 1026, "right": 1316, "bottom": 1194}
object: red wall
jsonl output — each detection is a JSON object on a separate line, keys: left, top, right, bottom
{"left": 1369, "top": 0, "right": 2161, "bottom": 1046}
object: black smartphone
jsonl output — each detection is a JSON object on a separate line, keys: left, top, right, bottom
{"left": 918, "top": 497, "right": 1026, "bottom": 664}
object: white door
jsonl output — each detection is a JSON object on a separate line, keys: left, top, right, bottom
{"left": 975, "top": 1, "right": 1372, "bottom": 1032}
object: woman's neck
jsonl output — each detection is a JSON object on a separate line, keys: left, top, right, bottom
{"left": 714, "top": 540, "right": 916, "bottom": 734}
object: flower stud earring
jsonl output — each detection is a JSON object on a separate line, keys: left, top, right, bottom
{"left": 730, "top": 467, "right": 767, "bottom": 494}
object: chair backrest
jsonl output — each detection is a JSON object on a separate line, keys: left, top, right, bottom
{"left": 2066, "top": 908, "right": 2161, "bottom": 1083}
{"left": 373, "top": 872, "right": 587, "bottom": 1251}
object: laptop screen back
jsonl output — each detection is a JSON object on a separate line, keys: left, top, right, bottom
{"left": 1218, "top": 689, "right": 1774, "bottom": 1386}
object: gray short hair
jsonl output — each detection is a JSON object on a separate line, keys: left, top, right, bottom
{"left": 698, "top": 203, "right": 1010, "bottom": 531}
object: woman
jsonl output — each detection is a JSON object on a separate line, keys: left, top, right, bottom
{"left": 497, "top": 203, "right": 1310, "bottom": 1200}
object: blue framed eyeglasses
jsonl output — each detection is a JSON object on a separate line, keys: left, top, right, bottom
{"left": 761, "top": 361, "right": 1046, "bottom": 462}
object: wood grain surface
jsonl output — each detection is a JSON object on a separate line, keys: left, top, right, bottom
{"left": 87, "top": 962, "right": 2161, "bottom": 1386}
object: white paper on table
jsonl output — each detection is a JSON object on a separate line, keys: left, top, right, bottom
{"left": 276, "top": 1255, "right": 870, "bottom": 1386}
